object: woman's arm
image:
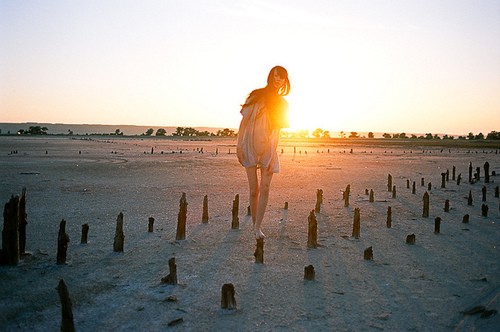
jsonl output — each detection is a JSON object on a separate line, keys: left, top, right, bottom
{"left": 236, "top": 116, "right": 248, "bottom": 165}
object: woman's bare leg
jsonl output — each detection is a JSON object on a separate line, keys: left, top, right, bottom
{"left": 254, "top": 168, "right": 273, "bottom": 238}
{"left": 245, "top": 167, "right": 259, "bottom": 226}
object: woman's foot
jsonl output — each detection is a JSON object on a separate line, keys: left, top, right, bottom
{"left": 255, "top": 228, "right": 265, "bottom": 239}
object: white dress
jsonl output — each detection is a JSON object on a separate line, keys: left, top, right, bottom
{"left": 239, "top": 100, "right": 281, "bottom": 173}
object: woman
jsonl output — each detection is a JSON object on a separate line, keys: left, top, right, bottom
{"left": 237, "top": 66, "right": 290, "bottom": 239}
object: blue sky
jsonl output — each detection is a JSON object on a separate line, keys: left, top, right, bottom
{"left": 1, "top": 0, "right": 499, "bottom": 135}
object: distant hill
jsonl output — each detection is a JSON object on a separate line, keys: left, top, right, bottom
{"left": 0, "top": 123, "right": 232, "bottom": 136}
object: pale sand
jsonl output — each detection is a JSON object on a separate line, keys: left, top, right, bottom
{"left": 0, "top": 136, "right": 499, "bottom": 331}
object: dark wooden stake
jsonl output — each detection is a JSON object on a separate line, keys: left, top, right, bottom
{"left": 315, "top": 189, "right": 323, "bottom": 213}
{"left": 304, "top": 265, "right": 315, "bottom": 281}
{"left": 148, "top": 217, "right": 154, "bottom": 232}
{"left": 469, "top": 162, "right": 473, "bottom": 183}
{"left": 427, "top": 182, "right": 432, "bottom": 191}
{"left": 441, "top": 173, "right": 446, "bottom": 188}
{"left": 19, "top": 188, "right": 27, "bottom": 255}
{"left": 352, "top": 208, "right": 360, "bottom": 238}
{"left": 284, "top": 202, "right": 289, "bottom": 210}
{"left": 421, "top": 178, "right": 425, "bottom": 186}
{"left": 457, "top": 173, "right": 462, "bottom": 186}
{"left": 482, "top": 186, "right": 487, "bottom": 202}
{"left": 462, "top": 214, "right": 469, "bottom": 224}
{"left": 386, "top": 206, "right": 392, "bottom": 228}
{"left": 176, "top": 193, "right": 187, "bottom": 240}
{"left": 407, "top": 179, "right": 410, "bottom": 189}
{"left": 434, "top": 217, "right": 441, "bottom": 234}
{"left": 343, "top": 185, "right": 350, "bottom": 207}
{"left": 495, "top": 186, "right": 499, "bottom": 198}
{"left": 412, "top": 182, "right": 416, "bottom": 194}
{"left": 484, "top": 162, "right": 490, "bottom": 183}
{"left": 57, "top": 219, "right": 70, "bottom": 265}
{"left": 1, "top": 195, "right": 20, "bottom": 265}
{"left": 57, "top": 279, "right": 75, "bottom": 332}
{"left": 113, "top": 212, "right": 125, "bottom": 252}
{"left": 202, "top": 195, "right": 209, "bottom": 223}
{"left": 364, "top": 246, "right": 373, "bottom": 260}
{"left": 481, "top": 204, "right": 488, "bottom": 217}
{"left": 231, "top": 194, "right": 239, "bottom": 230}
{"left": 468, "top": 190, "right": 473, "bottom": 206}
{"left": 307, "top": 210, "right": 318, "bottom": 248}
{"left": 221, "top": 283, "right": 237, "bottom": 310}
{"left": 161, "top": 257, "right": 178, "bottom": 285}
{"left": 444, "top": 199, "right": 450, "bottom": 212}
{"left": 254, "top": 238, "right": 264, "bottom": 264}
{"left": 422, "top": 192, "right": 430, "bottom": 218}
{"left": 452, "top": 166, "right": 456, "bottom": 181}
{"left": 392, "top": 185, "right": 396, "bottom": 199}
{"left": 387, "top": 174, "right": 392, "bottom": 192}
{"left": 369, "top": 189, "right": 374, "bottom": 203}
{"left": 81, "top": 223, "right": 89, "bottom": 244}
{"left": 406, "top": 234, "right": 416, "bottom": 245}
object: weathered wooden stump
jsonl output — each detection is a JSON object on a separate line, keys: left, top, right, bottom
{"left": 406, "top": 234, "right": 416, "bottom": 245}
{"left": 462, "top": 214, "right": 470, "bottom": 224}
{"left": 369, "top": 189, "right": 374, "bottom": 203}
{"left": 434, "top": 217, "right": 441, "bottom": 234}
{"left": 202, "top": 195, "right": 209, "bottom": 223}
{"left": 457, "top": 173, "right": 462, "bottom": 185}
{"left": 2, "top": 195, "right": 20, "bottom": 265}
{"left": 484, "top": 162, "right": 490, "bottom": 183}
{"left": 469, "top": 162, "right": 473, "bottom": 183}
{"left": 284, "top": 202, "right": 289, "bottom": 210}
{"left": 315, "top": 189, "right": 323, "bottom": 213}
{"left": 495, "top": 186, "right": 499, "bottom": 198}
{"left": 57, "top": 279, "right": 75, "bottom": 332}
{"left": 19, "top": 188, "right": 27, "bottom": 255}
{"left": 304, "top": 265, "right": 315, "bottom": 281}
{"left": 407, "top": 179, "right": 410, "bottom": 189}
{"left": 352, "top": 208, "right": 360, "bottom": 238}
{"left": 412, "top": 182, "right": 416, "bottom": 194}
{"left": 452, "top": 166, "right": 456, "bottom": 181}
{"left": 231, "top": 194, "right": 239, "bottom": 230}
{"left": 57, "top": 219, "right": 70, "bottom": 265}
{"left": 468, "top": 190, "right": 473, "bottom": 206}
{"left": 482, "top": 186, "right": 487, "bottom": 202}
{"left": 481, "top": 204, "right": 488, "bottom": 217}
{"left": 364, "top": 246, "right": 373, "bottom": 260}
{"left": 221, "top": 283, "right": 237, "bottom": 310}
{"left": 387, "top": 174, "right": 392, "bottom": 192}
{"left": 441, "top": 173, "right": 446, "bottom": 189}
{"left": 161, "top": 257, "right": 178, "bottom": 285}
{"left": 254, "top": 238, "right": 264, "bottom": 264}
{"left": 476, "top": 167, "right": 481, "bottom": 182}
{"left": 392, "top": 185, "right": 396, "bottom": 199}
{"left": 148, "top": 217, "right": 155, "bottom": 232}
{"left": 176, "top": 193, "right": 187, "bottom": 240}
{"left": 81, "top": 224, "right": 89, "bottom": 244}
{"left": 307, "top": 210, "right": 318, "bottom": 248}
{"left": 427, "top": 182, "right": 432, "bottom": 191}
{"left": 421, "top": 178, "right": 425, "bottom": 187}
{"left": 444, "top": 199, "right": 450, "bottom": 212}
{"left": 343, "top": 185, "right": 350, "bottom": 207}
{"left": 422, "top": 192, "right": 430, "bottom": 218}
{"left": 386, "top": 206, "right": 392, "bottom": 228}
{"left": 113, "top": 212, "right": 125, "bottom": 252}
{"left": 446, "top": 169, "right": 450, "bottom": 182}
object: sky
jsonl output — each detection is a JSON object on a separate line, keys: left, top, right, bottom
{"left": 1, "top": 0, "right": 499, "bottom": 136}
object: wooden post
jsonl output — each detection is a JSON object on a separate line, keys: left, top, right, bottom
{"left": 476, "top": 167, "right": 481, "bottom": 182}
{"left": 307, "top": 210, "right": 318, "bottom": 248}
{"left": 457, "top": 174, "right": 462, "bottom": 186}
{"left": 2, "top": 195, "right": 20, "bottom": 265}
{"left": 284, "top": 202, "right": 289, "bottom": 210}
{"left": 427, "top": 182, "right": 432, "bottom": 191}
{"left": 19, "top": 188, "right": 27, "bottom": 255}
{"left": 462, "top": 214, "right": 469, "bottom": 224}
{"left": 254, "top": 238, "right": 264, "bottom": 264}
{"left": 352, "top": 208, "right": 360, "bottom": 238}
{"left": 468, "top": 190, "right": 473, "bottom": 206}
{"left": 387, "top": 174, "right": 392, "bottom": 192}
{"left": 392, "top": 185, "right": 396, "bottom": 199}
{"left": 441, "top": 173, "right": 446, "bottom": 189}
{"left": 484, "top": 162, "right": 490, "bottom": 183}
{"left": 176, "top": 193, "right": 187, "bottom": 240}
{"left": 247, "top": 206, "right": 251, "bottom": 216}
{"left": 444, "top": 199, "right": 450, "bottom": 212}
{"left": 422, "top": 192, "right": 429, "bottom": 218}
{"left": 343, "top": 185, "right": 350, "bottom": 207}
{"left": 81, "top": 224, "right": 89, "bottom": 244}
{"left": 421, "top": 178, "right": 425, "bottom": 186}
{"left": 221, "top": 283, "right": 237, "bottom": 310}
{"left": 57, "top": 279, "right": 75, "bottom": 332}
{"left": 446, "top": 169, "right": 450, "bottom": 182}
{"left": 386, "top": 206, "right": 392, "bottom": 228}
{"left": 434, "top": 217, "right": 441, "bottom": 234}
{"left": 57, "top": 219, "right": 70, "bottom": 264}
{"left": 481, "top": 204, "right": 488, "bottom": 217}
{"left": 369, "top": 189, "right": 374, "bottom": 203}
{"left": 412, "top": 182, "right": 416, "bottom": 194}
{"left": 482, "top": 186, "right": 487, "bottom": 202}
{"left": 469, "top": 162, "right": 473, "bottom": 183}
{"left": 315, "top": 189, "right": 323, "bottom": 213}
{"left": 148, "top": 217, "right": 154, "bottom": 232}
{"left": 113, "top": 212, "right": 125, "bottom": 252}
{"left": 161, "top": 257, "right": 178, "bottom": 285}
{"left": 407, "top": 179, "right": 410, "bottom": 189}
{"left": 452, "top": 166, "right": 456, "bottom": 181}
{"left": 231, "top": 194, "right": 239, "bottom": 230}
{"left": 202, "top": 195, "right": 209, "bottom": 223}
{"left": 304, "top": 265, "right": 315, "bottom": 281}
{"left": 406, "top": 234, "right": 416, "bottom": 245}
{"left": 495, "top": 186, "right": 499, "bottom": 198}
{"left": 364, "top": 246, "right": 373, "bottom": 260}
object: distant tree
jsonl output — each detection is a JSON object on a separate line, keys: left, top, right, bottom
{"left": 349, "top": 132, "right": 359, "bottom": 138}
{"left": 218, "top": 128, "right": 235, "bottom": 137}
{"left": 433, "top": 134, "right": 441, "bottom": 140}
{"left": 475, "top": 132, "right": 484, "bottom": 140}
{"left": 367, "top": 132, "right": 374, "bottom": 138}
{"left": 17, "top": 129, "right": 25, "bottom": 135}
{"left": 443, "top": 134, "right": 454, "bottom": 140}
{"left": 67, "top": 129, "right": 73, "bottom": 135}
{"left": 144, "top": 128, "right": 154, "bottom": 136}
{"left": 174, "top": 127, "right": 184, "bottom": 136}
{"left": 486, "top": 131, "right": 500, "bottom": 140}
{"left": 156, "top": 128, "right": 167, "bottom": 136}
{"left": 399, "top": 133, "right": 408, "bottom": 139}
{"left": 113, "top": 129, "right": 123, "bottom": 136}
{"left": 382, "top": 133, "right": 391, "bottom": 139}
{"left": 322, "top": 130, "right": 330, "bottom": 138}
{"left": 467, "top": 132, "right": 475, "bottom": 140}
{"left": 197, "top": 130, "right": 211, "bottom": 136}
{"left": 339, "top": 131, "right": 346, "bottom": 139}
{"left": 425, "top": 133, "right": 433, "bottom": 140}
{"left": 411, "top": 134, "right": 418, "bottom": 139}
{"left": 312, "top": 128, "right": 323, "bottom": 138}
{"left": 184, "top": 127, "right": 198, "bottom": 136}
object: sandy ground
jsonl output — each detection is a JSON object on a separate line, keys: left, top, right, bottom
{"left": 0, "top": 136, "right": 499, "bottom": 331}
